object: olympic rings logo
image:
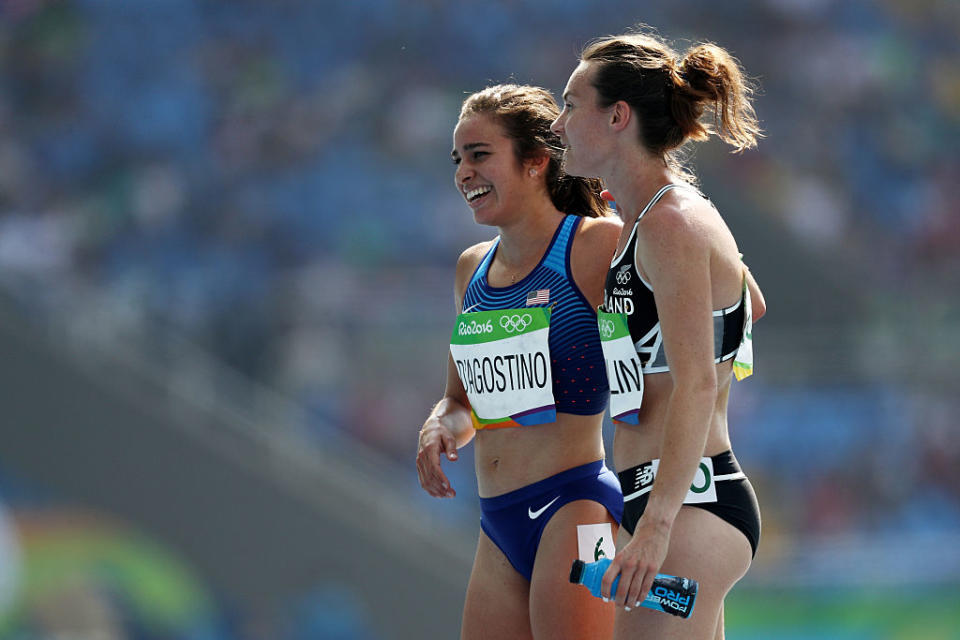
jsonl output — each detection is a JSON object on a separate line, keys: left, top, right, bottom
{"left": 499, "top": 313, "right": 533, "bottom": 333}
{"left": 599, "top": 319, "right": 616, "bottom": 339}
{"left": 615, "top": 267, "right": 631, "bottom": 284}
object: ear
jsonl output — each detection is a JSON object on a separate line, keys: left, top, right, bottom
{"left": 525, "top": 154, "right": 550, "bottom": 176}
{"left": 609, "top": 100, "right": 631, "bottom": 133}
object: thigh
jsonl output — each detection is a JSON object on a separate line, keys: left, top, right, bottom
{"left": 462, "top": 530, "right": 532, "bottom": 640}
{"left": 529, "top": 500, "right": 617, "bottom": 640}
{"left": 613, "top": 506, "right": 752, "bottom": 640}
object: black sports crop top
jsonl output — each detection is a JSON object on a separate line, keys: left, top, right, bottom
{"left": 601, "top": 184, "right": 746, "bottom": 374}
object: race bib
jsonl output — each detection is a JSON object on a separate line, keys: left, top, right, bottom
{"left": 450, "top": 308, "right": 556, "bottom": 427}
{"left": 732, "top": 279, "right": 753, "bottom": 381}
{"left": 577, "top": 523, "right": 617, "bottom": 562}
{"left": 598, "top": 310, "right": 644, "bottom": 424}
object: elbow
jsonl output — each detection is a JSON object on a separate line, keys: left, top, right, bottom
{"left": 673, "top": 369, "right": 718, "bottom": 401}
{"left": 443, "top": 393, "right": 471, "bottom": 414}
{"left": 749, "top": 284, "right": 766, "bottom": 321}
{"left": 752, "top": 296, "right": 766, "bottom": 321}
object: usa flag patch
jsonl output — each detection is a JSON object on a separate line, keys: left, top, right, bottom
{"left": 526, "top": 289, "right": 549, "bottom": 306}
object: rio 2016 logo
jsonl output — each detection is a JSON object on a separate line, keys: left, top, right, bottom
{"left": 458, "top": 319, "right": 494, "bottom": 336}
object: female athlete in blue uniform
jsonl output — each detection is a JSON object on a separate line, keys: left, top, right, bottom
{"left": 416, "top": 85, "right": 623, "bottom": 639}
{"left": 552, "top": 28, "right": 767, "bottom": 639}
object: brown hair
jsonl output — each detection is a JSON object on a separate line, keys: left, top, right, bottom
{"left": 581, "top": 28, "right": 762, "bottom": 179}
{"left": 460, "top": 84, "right": 609, "bottom": 218}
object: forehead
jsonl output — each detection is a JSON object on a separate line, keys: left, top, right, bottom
{"left": 564, "top": 61, "right": 595, "bottom": 96}
{"left": 453, "top": 113, "right": 506, "bottom": 148}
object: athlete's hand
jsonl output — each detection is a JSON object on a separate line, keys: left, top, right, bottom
{"left": 601, "top": 518, "right": 671, "bottom": 609}
{"left": 416, "top": 419, "right": 458, "bottom": 498}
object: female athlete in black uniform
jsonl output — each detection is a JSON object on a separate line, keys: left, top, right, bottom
{"left": 552, "top": 27, "right": 767, "bottom": 639}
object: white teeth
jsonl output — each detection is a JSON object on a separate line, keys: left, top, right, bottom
{"left": 465, "top": 186, "right": 492, "bottom": 202}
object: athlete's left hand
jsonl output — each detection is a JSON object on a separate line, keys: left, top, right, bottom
{"left": 601, "top": 517, "right": 671, "bottom": 609}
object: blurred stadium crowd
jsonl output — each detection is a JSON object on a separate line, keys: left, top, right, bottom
{"left": 0, "top": 0, "right": 958, "bottom": 636}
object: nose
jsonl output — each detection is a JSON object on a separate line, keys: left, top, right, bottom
{"left": 550, "top": 113, "right": 564, "bottom": 137}
{"left": 455, "top": 161, "right": 473, "bottom": 187}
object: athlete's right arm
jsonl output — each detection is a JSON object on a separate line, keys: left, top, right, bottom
{"left": 743, "top": 262, "right": 766, "bottom": 321}
{"left": 416, "top": 356, "right": 473, "bottom": 498}
{"left": 416, "top": 243, "right": 490, "bottom": 499}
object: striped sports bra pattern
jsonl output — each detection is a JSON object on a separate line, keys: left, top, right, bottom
{"left": 462, "top": 215, "right": 609, "bottom": 421}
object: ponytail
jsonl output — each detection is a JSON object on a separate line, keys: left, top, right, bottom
{"left": 672, "top": 44, "right": 761, "bottom": 152}
{"left": 548, "top": 170, "right": 607, "bottom": 218}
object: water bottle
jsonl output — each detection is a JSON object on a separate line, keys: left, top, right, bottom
{"left": 569, "top": 558, "right": 698, "bottom": 619}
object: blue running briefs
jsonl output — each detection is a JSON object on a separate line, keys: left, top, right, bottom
{"left": 479, "top": 460, "right": 623, "bottom": 581}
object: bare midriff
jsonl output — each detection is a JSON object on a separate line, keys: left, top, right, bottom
{"left": 475, "top": 411, "right": 606, "bottom": 498}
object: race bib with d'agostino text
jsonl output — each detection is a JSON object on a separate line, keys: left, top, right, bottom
{"left": 450, "top": 308, "right": 556, "bottom": 429}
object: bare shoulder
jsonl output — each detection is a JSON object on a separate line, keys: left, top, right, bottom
{"left": 453, "top": 240, "right": 495, "bottom": 304}
{"left": 570, "top": 216, "right": 622, "bottom": 307}
{"left": 571, "top": 214, "right": 622, "bottom": 272}
{"left": 456, "top": 240, "right": 494, "bottom": 275}
{"left": 638, "top": 191, "right": 712, "bottom": 252}
{"left": 577, "top": 214, "right": 623, "bottom": 240}
{"left": 572, "top": 215, "right": 622, "bottom": 269}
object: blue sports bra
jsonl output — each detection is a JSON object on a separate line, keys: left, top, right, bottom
{"left": 462, "top": 215, "right": 609, "bottom": 419}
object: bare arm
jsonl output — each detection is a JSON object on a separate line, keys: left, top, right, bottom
{"left": 416, "top": 355, "right": 475, "bottom": 498}
{"left": 743, "top": 261, "right": 766, "bottom": 321}
{"left": 601, "top": 205, "right": 718, "bottom": 607}
{"left": 415, "top": 243, "right": 489, "bottom": 498}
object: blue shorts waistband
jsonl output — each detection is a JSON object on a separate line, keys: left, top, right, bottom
{"left": 479, "top": 460, "right": 608, "bottom": 512}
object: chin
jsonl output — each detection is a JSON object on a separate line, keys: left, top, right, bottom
{"left": 561, "top": 153, "right": 588, "bottom": 178}
{"left": 471, "top": 206, "right": 502, "bottom": 228}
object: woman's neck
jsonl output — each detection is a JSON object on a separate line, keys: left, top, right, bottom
{"left": 603, "top": 152, "right": 677, "bottom": 227}
{"left": 495, "top": 201, "right": 564, "bottom": 271}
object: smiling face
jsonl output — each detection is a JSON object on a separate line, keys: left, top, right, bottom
{"left": 452, "top": 113, "right": 535, "bottom": 227}
{"left": 551, "top": 61, "right": 613, "bottom": 178}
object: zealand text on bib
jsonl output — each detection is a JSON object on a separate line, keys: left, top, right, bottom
{"left": 598, "top": 310, "right": 644, "bottom": 424}
{"left": 450, "top": 308, "right": 556, "bottom": 428}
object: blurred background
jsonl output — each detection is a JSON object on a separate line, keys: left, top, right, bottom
{"left": 0, "top": 0, "right": 958, "bottom": 638}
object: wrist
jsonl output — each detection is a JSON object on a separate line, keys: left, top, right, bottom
{"left": 639, "top": 498, "right": 677, "bottom": 535}
{"left": 642, "top": 514, "right": 673, "bottom": 536}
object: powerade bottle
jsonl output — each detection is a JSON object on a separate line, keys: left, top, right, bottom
{"left": 569, "top": 558, "right": 698, "bottom": 619}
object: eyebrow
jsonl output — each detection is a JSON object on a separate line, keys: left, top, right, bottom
{"left": 451, "top": 142, "right": 490, "bottom": 158}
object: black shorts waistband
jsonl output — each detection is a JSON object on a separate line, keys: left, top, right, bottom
{"left": 617, "top": 450, "right": 742, "bottom": 494}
